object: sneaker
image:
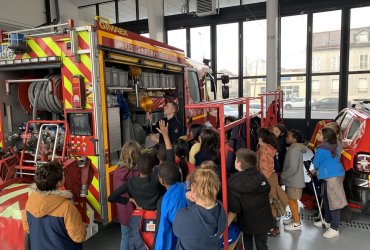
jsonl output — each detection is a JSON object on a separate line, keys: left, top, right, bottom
{"left": 323, "top": 228, "right": 339, "bottom": 238}
{"left": 284, "top": 223, "right": 302, "bottom": 231}
{"left": 283, "top": 218, "right": 292, "bottom": 225}
{"left": 314, "top": 220, "right": 330, "bottom": 228}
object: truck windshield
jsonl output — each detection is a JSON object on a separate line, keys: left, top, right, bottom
{"left": 188, "top": 70, "right": 200, "bottom": 103}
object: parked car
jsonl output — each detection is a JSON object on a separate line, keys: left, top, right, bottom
{"left": 309, "top": 103, "right": 370, "bottom": 219}
{"left": 284, "top": 98, "right": 305, "bottom": 109}
{"left": 224, "top": 104, "right": 262, "bottom": 117}
{"left": 311, "top": 97, "right": 339, "bottom": 111}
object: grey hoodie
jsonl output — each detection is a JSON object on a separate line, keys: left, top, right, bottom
{"left": 173, "top": 201, "right": 227, "bottom": 250}
{"left": 281, "top": 143, "right": 307, "bottom": 188}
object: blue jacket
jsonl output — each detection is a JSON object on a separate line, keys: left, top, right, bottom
{"left": 173, "top": 201, "right": 227, "bottom": 250}
{"left": 155, "top": 182, "right": 187, "bottom": 250}
{"left": 313, "top": 148, "right": 345, "bottom": 180}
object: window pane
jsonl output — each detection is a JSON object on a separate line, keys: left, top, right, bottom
{"left": 168, "top": 29, "right": 187, "bottom": 56}
{"left": 244, "top": 20, "right": 266, "bottom": 76}
{"left": 312, "top": 10, "right": 342, "bottom": 73}
{"left": 243, "top": 78, "right": 265, "bottom": 97}
{"left": 118, "top": 0, "right": 136, "bottom": 23}
{"left": 99, "top": 2, "right": 116, "bottom": 24}
{"left": 188, "top": 71, "right": 200, "bottom": 103}
{"left": 217, "top": 23, "right": 239, "bottom": 76}
{"left": 311, "top": 75, "right": 339, "bottom": 119}
{"left": 190, "top": 26, "right": 210, "bottom": 63}
{"left": 281, "top": 76, "right": 306, "bottom": 119}
{"left": 219, "top": 0, "right": 240, "bottom": 8}
{"left": 349, "top": 6, "right": 370, "bottom": 71}
{"left": 347, "top": 74, "right": 370, "bottom": 107}
{"left": 164, "top": 0, "right": 182, "bottom": 16}
{"left": 78, "top": 6, "right": 96, "bottom": 25}
{"left": 281, "top": 15, "right": 307, "bottom": 74}
{"left": 139, "top": 0, "right": 148, "bottom": 19}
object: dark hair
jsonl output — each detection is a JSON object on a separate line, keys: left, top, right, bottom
{"left": 168, "top": 101, "right": 179, "bottom": 113}
{"left": 322, "top": 128, "right": 337, "bottom": 145}
{"left": 174, "top": 139, "right": 189, "bottom": 181}
{"left": 34, "top": 161, "right": 64, "bottom": 191}
{"left": 189, "top": 123, "right": 204, "bottom": 142}
{"left": 225, "top": 116, "right": 236, "bottom": 124}
{"left": 157, "top": 144, "right": 167, "bottom": 162}
{"left": 257, "top": 127, "right": 279, "bottom": 150}
{"left": 236, "top": 149, "right": 257, "bottom": 171}
{"left": 273, "top": 123, "right": 287, "bottom": 137}
{"left": 137, "top": 153, "right": 154, "bottom": 176}
{"left": 158, "top": 161, "right": 179, "bottom": 186}
{"left": 199, "top": 128, "right": 220, "bottom": 164}
{"left": 288, "top": 129, "right": 305, "bottom": 143}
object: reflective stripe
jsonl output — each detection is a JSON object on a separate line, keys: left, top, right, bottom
{"left": 65, "top": 99, "right": 72, "bottom": 109}
{"left": 28, "top": 39, "right": 47, "bottom": 58}
{"left": 79, "top": 31, "right": 90, "bottom": 47}
{"left": 342, "top": 151, "right": 352, "bottom": 161}
{"left": 63, "top": 76, "right": 73, "bottom": 96}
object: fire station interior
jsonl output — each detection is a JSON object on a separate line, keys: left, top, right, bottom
{"left": 1, "top": 0, "right": 370, "bottom": 249}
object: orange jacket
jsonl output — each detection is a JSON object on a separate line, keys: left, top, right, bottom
{"left": 257, "top": 144, "right": 277, "bottom": 179}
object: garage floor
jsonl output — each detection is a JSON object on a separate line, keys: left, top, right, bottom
{"left": 84, "top": 209, "right": 370, "bottom": 250}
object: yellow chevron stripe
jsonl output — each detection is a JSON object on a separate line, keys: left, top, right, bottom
{"left": 81, "top": 54, "right": 92, "bottom": 71}
{"left": 86, "top": 191, "right": 100, "bottom": 215}
{"left": 86, "top": 103, "right": 92, "bottom": 109}
{"left": 88, "top": 156, "right": 98, "bottom": 170}
{"left": 28, "top": 40, "right": 47, "bottom": 58}
{"left": 342, "top": 150, "right": 352, "bottom": 161}
{"left": 63, "top": 76, "right": 73, "bottom": 96}
{"left": 79, "top": 31, "right": 90, "bottom": 46}
{"left": 3, "top": 183, "right": 29, "bottom": 190}
{"left": 91, "top": 176, "right": 99, "bottom": 192}
{"left": 22, "top": 54, "right": 31, "bottom": 59}
{"left": 44, "top": 38, "right": 88, "bottom": 81}
{"left": 0, "top": 141, "right": 3, "bottom": 148}
{"left": 65, "top": 99, "right": 72, "bottom": 109}
{"left": 43, "top": 37, "right": 62, "bottom": 56}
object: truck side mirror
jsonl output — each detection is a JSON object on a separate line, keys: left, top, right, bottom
{"left": 222, "top": 85, "right": 229, "bottom": 99}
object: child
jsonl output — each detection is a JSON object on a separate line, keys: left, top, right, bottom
{"left": 174, "top": 139, "right": 191, "bottom": 181}
{"left": 272, "top": 124, "right": 288, "bottom": 173}
{"left": 173, "top": 169, "right": 226, "bottom": 250}
{"left": 111, "top": 140, "right": 141, "bottom": 250}
{"left": 257, "top": 127, "right": 286, "bottom": 236}
{"left": 228, "top": 149, "right": 273, "bottom": 250}
{"left": 194, "top": 128, "right": 220, "bottom": 167}
{"left": 108, "top": 153, "right": 161, "bottom": 211}
{"left": 188, "top": 124, "right": 204, "bottom": 165}
{"left": 22, "top": 161, "right": 86, "bottom": 249}
{"left": 155, "top": 161, "right": 188, "bottom": 250}
{"left": 281, "top": 129, "right": 306, "bottom": 231}
{"left": 313, "top": 128, "right": 347, "bottom": 238}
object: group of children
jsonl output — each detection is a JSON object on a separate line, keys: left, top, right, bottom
{"left": 21, "top": 113, "right": 347, "bottom": 249}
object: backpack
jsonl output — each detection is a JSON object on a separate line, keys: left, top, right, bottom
{"left": 128, "top": 210, "right": 157, "bottom": 250}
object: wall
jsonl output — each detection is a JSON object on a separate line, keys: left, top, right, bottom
{"left": 0, "top": 0, "right": 79, "bottom": 31}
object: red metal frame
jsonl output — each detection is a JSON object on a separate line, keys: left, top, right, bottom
{"left": 185, "top": 96, "right": 263, "bottom": 248}
{"left": 17, "top": 120, "right": 69, "bottom": 170}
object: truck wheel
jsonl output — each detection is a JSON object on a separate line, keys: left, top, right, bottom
{"left": 341, "top": 207, "right": 353, "bottom": 222}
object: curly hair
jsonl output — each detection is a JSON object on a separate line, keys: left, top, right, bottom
{"left": 34, "top": 161, "right": 64, "bottom": 191}
{"left": 257, "top": 127, "right": 279, "bottom": 150}
{"left": 119, "top": 140, "right": 141, "bottom": 169}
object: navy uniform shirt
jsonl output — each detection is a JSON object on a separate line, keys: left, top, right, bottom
{"left": 159, "top": 116, "right": 182, "bottom": 144}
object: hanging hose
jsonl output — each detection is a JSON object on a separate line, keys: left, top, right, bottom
{"left": 28, "top": 74, "right": 63, "bottom": 119}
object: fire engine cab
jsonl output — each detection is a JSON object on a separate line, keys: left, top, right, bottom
{"left": 0, "top": 17, "right": 216, "bottom": 249}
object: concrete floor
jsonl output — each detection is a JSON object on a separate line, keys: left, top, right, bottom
{"left": 84, "top": 209, "right": 370, "bottom": 250}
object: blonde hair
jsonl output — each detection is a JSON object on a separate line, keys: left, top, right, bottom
{"left": 190, "top": 169, "right": 220, "bottom": 203}
{"left": 119, "top": 140, "right": 140, "bottom": 169}
{"left": 200, "top": 161, "right": 217, "bottom": 170}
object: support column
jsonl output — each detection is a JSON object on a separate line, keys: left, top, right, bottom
{"left": 266, "top": 0, "right": 279, "bottom": 92}
{"left": 147, "top": 0, "right": 164, "bottom": 42}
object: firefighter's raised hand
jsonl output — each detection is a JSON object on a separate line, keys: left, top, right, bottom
{"left": 156, "top": 120, "right": 168, "bottom": 135}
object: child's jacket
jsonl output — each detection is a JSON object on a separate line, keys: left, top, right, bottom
{"left": 22, "top": 184, "right": 86, "bottom": 250}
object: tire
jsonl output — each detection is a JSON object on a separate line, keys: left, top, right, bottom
{"left": 285, "top": 104, "right": 292, "bottom": 110}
